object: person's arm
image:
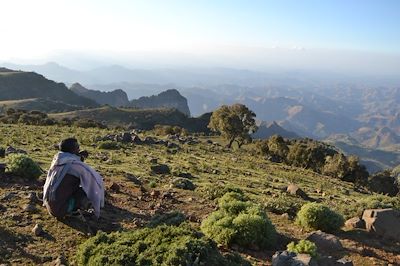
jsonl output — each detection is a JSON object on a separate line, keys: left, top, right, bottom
{"left": 79, "top": 150, "right": 89, "bottom": 162}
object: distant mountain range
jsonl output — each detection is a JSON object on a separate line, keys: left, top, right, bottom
{"left": 0, "top": 67, "right": 98, "bottom": 112}
{"left": 2, "top": 62, "right": 400, "bottom": 173}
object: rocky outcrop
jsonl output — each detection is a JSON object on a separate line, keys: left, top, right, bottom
{"left": 0, "top": 69, "right": 98, "bottom": 108}
{"left": 362, "top": 208, "right": 400, "bottom": 241}
{"left": 70, "top": 83, "right": 130, "bottom": 107}
{"left": 253, "top": 121, "right": 299, "bottom": 139}
{"left": 130, "top": 89, "right": 191, "bottom": 116}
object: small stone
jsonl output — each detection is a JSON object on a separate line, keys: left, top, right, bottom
{"left": 150, "top": 164, "right": 170, "bottom": 175}
{"left": 109, "top": 182, "right": 120, "bottom": 192}
{"left": 286, "top": 184, "right": 309, "bottom": 200}
{"left": 23, "top": 203, "right": 37, "bottom": 213}
{"left": 281, "top": 213, "right": 290, "bottom": 219}
{"left": 149, "top": 158, "right": 158, "bottom": 164}
{"left": 150, "top": 190, "right": 160, "bottom": 198}
{"left": 52, "top": 255, "right": 67, "bottom": 266}
{"left": 32, "top": 224, "right": 43, "bottom": 236}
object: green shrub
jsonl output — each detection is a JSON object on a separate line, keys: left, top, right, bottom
{"left": 264, "top": 193, "right": 304, "bottom": 216}
{"left": 201, "top": 184, "right": 243, "bottom": 200}
{"left": 76, "top": 224, "right": 250, "bottom": 266}
{"left": 147, "top": 212, "right": 186, "bottom": 228}
{"left": 287, "top": 240, "right": 317, "bottom": 258}
{"left": 339, "top": 194, "right": 400, "bottom": 219}
{"left": 296, "top": 202, "right": 344, "bottom": 232}
{"left": 201, "top": 192, "right": 276, "bottom": 249}
{"left": 5, "top": 154, "right": 42, "bottom": 179}
{"left": 97, "top": 141, "right": 120, "bottom": 150}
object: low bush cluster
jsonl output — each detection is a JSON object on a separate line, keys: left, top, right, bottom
{"left": 201, "top": 192, "right": 276, "bottom": 249}
{"left": 287, "top": 240, "right": 318, "bottom": 258}
{"left": 264, "top": 193, "right": 304, "bottom": 216}
{"left": 0, "top": 109, "right": 55, "bottom": 126}
{"left": 200, "top": 184, "right": 243, "bottom": 200}
{"left": 5, "top": 154, "right": 42, "bottom": 179}
{"left": 76, "top": 224, "right": 250, "bottom": 266}
{"left": 147, "top": 212, "right": 186, "bottom": 228}
{"left": 255, "top": 136, "right": 368, "bottom": 184}
{"left": 339, "top": 194, "right": 400, "bottom": 219}
{"left": 296, "top": 202, "right": 344, "bottom": 232}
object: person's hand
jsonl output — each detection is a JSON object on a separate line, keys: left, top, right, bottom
{"left": 79, "top": 150, "right": 89, "bottom": 162}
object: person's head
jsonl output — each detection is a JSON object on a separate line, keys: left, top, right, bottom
{"left": 59, "top": 138, "right": 80, "bottom": 155}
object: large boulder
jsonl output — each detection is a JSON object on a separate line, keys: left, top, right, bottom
{"left": 287, "top": 184, "right": 309, "bottom": 200}
{"left": 171, "top": 178, "right": 196, "bottom": 190}
{"left": 344, "top": 217, "right": 365, "bottom": 230}
{"left": 367, "top": 171, "right": 399, "bottom": 196}
{"left": 362, "top": 208, "right": 400, "bottom": 241}
{"left": 272, "top": 251, "right": 318, "bottom": 266}
{"left": 306, "top": 231, "right": 343, "bottom": 252}
{"left": 151, "top": 164, "right": 170, "bottom": 175}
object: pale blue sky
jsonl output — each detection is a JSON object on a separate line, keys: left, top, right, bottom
{"left": 1, "top": 0, "right": 399, "bottom": 73}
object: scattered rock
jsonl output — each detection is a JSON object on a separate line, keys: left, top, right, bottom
{"left": 318, "top": 256, "right": 354, "bottom": 266}
{"left": 5, "top": 146, "right": 27, "bottom": 156}
{"left": 23, "top": 203, "right": 37, "bottom": 213}
{"left": 272, "top": 251, "right": 318, "bottom": 266}
{"left": 0, "top": 163, "right": 6, "bottom": 175}
{"left": 149, "top": 158, "right": 158, "bottom": 164}
{"left": 121, "top": 132, "right": 133, "bottom": 143}
{"left": 281, "top": 213, "right": 290, "bottom": 219}
{"left": 171, "top": 178, "right": 196, "bottom": 190}
{"left": 1, "top": 192, "right": 18, "bottom": 201}
{"left": 345, "top": 217, "right": 365, "bottom": 229}
{"left": 306, "top": 230, "right": 343, "bottom": 252}
{"left": 126, "top": 173, "right": 142, "bottom": 185}
{"left": 161, "top": 191, "right": 174, "bottom": 200}
{"left": 32, "top": 224, "right": 43, "bottom": 236}
{"left": 177, "top": 172, "right": 194, "bottom": 179}
{"left": 51, "top": 255, "right": 67, "bottom": 266}
{"left": 151, "top": 164, "right": 170, "bottom": 175}
{"left": 109, "top": 182, "right": 120, "bottom": 192}
{"left": 132, "top": 135, "right": 142, "bottom": 144}
{"left": 25, "top": 191, "right": 39, "bottom": 203}
{"left": 362, "top": 208, "right": 400, "bottom": 241}
{"left": 150, "top": 190, "right": 160, "bottom": 198}
{"left": 287, "top": 184, "right": 309, "bottom": 200}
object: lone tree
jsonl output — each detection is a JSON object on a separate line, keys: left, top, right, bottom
{"left": 208, "top": 104, "right": 257, "bottom": 148}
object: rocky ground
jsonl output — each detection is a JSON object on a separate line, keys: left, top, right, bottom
{"left": 0, "top": 124, "right": 399, "bottom": 265}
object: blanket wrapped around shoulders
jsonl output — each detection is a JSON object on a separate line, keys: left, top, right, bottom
{"left": 43, "top": 152, "right": 104, "bottom": 217}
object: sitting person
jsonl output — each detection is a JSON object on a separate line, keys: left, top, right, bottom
{"left": 43, "top": 138, "right": 104, "bottom": 219}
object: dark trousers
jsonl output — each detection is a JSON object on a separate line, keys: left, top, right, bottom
{"left": 46, "top": 174, "right": 87, "bottom": 218}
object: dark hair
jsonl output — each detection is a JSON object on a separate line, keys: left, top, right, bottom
{"left": 59, "top": 138, "right": 79, "bottom": 153}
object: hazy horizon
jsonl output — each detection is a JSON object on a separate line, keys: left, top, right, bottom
{"left": 1, "top": 0, "right": 400, "bottom": 77}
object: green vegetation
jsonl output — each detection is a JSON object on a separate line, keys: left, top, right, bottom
{"left": 5, "top": 153, "right": 42, "bottom": 179}
{"left": 296, "top": 202, "right": 344, "bottom": 232}
{"left": 153, "top": 124, "right": 188, "bottom": 136}
{"left": 201, "top": 192, "right": 276, "bottom": 249}
{"left": 256, "top": 136, "right": 368, "bottom": 184}
{"left": 339, "top": 194, "right": 400, "bottom": 219}
{"left": 287, "top": 240, "right": 318, "bottom": 258}
{"left": 147, "top": 212, "right": 186, "bottom": 228}
{"left": 264, "top": 193, "right": 304, "bottom": 216}
{"left": 209, "top": 104, "right": 257, "bottom": 148}
{"left": 0, "top": 123, "right": 398, "bottom": 265}
{"left": 76, "top": 224, "right": 249, "bottom": 266}
{"left": 97, "top": 141, "right": 121, "bottom": 150}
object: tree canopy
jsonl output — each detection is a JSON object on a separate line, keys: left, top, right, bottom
{"left": 208, "top": 104, "right": 257, "bottom": 148}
